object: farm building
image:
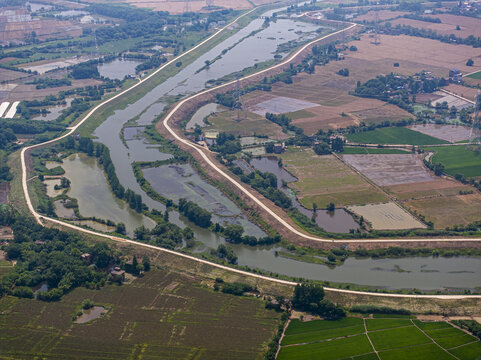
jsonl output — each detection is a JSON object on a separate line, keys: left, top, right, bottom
{"left": 449, "top": 69, "right": 463, "bottom": 83}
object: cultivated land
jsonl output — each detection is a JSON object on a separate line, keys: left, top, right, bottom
{"left": 0, "top": 269, "right": 282, "bottom": 360}
{"left": 278, "top": 317, "right": 481, "bottom": 360}
{"left": 346, "top": 127, "right": 448, "bottom": 145}
{"left": 406, "top": 193, "right": 481, "bottom": 229}
{"left": 426, "top": 146, "right": 481, "bottom": 178}
{"left": 112, "top": 0, "right": 261, "bottom": 13}
{"left": 279, "top": 148, "right": 388, "bottom": 208}
{"left": 382, "top": 13, "right": 481, "bottom": 38}
{"left": 347, "top": 202, "right": 426, "bottom": 230}
{"left": 408, "top": 124, "right": 472, "bottom": 143}
{"left": 243, "top": 75, "right": 413, "bottom": 135}
{"left": 341, "top": 154, "right": 435, "bottom": 187}
{"left": 206, "top": 109, "right": 289, "bottom": 140}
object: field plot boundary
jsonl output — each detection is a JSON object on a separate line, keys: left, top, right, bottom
{"left": 278, "top": 317, "right": 481, "bottom": 360}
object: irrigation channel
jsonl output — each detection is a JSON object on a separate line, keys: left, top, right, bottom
{"left": 21, "top": 4, "right": 481, "bottom": 292}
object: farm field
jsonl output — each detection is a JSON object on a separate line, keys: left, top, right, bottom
{"left": 341, "top": 147, "right": 409, "bottom": 154}
{"left": 443, "top": 84, "right": 479, "bottom": 102}
{"left": 341, "top": 154, "right": 435, "bottom": 186}
{"left": 347, "top": 202, "right": 426, "bottom": 230}
{"left": 426, "top": 146, "right": 481, "bottom": 178}
{"left": 206, "top": 110, "right": 289, "bottom": 140}
{"left": 405, "top": 193, "right": 481, "bottom": 229}
{"left": 115, "top": 0, "right": 253, "bottom": 13}
{"left": 408, "top": 124, "right": 472, "bottom": 143}
{"left": 0, "top": 270, "right": 281, "bottom": 360}
{"left": 385, "top": 178, "right": 472, "bottom": 201}
{"left": 278, "top": 317, "right": 480, "bottom": 360}
{"left": 345, "top": 127, "right": 448, "bottom": 145}
{"left": 279, "top": 148, "right": 388, "bottom": 208}
{"left": 467, "top": 70, "right": 481, "bottom": 79}
{"left": 345, "top": 34, "right": 481, "bottom": 76}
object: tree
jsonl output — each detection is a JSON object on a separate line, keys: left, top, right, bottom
{"left": 312, "top": 203, "right": 317, "bottom": 213}
{"left": 142, "top": 257, "right": 150, "bottom": 271}
{"left": 223, "top": 224, "right": 244, "bottom": 243}
{"left": 116, "top": 222, "right": 126, "bottom": 235}
{"left": 466, "top": 59, "right": 474, "bottom": 66}
{"left": 327, "top": 202, "right": 335, "bottom": 211}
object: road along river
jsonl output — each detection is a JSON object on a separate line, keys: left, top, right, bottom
{"left": 20, "top": 5, "right": 481, "bottom": 292}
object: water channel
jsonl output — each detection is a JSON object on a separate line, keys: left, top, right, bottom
{"left": 83, "top": 6, "right": 481, "bottom": 290}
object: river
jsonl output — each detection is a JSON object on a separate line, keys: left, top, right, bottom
{"left": 84, "top": 6, "right": 481, "bottom": 290}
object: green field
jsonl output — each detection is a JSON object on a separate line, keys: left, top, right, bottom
{"left": 278, "top": 317, "right": 481, "bottom": 360}
{"left": 346, "top": 127, "right": 448, "bottom": 145}
{"left": 280, "top": 149, "right": 388, "bottom": 208}
{"left": 426, "top": 145, "right": 481, "bottom": 178}
{"left": 466, "top": 71, "right": 481, "bottom": 79}
{"left": 0, "top": 270, "right": 281, "bottom": 360}
{"left": 341, "top": 147, "right": 409, "bottom": 154}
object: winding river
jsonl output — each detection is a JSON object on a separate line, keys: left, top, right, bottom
{"left": 77, "top": 6, "right": 481, "bottom": 290}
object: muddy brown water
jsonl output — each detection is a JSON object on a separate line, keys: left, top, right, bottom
{"left": 250, "top": 156, "right": 360, "bottom": 233}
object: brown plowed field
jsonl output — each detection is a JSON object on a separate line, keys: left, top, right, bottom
{"left": 384, "top": 14, "right": 481, "bottom": 38}
{"left": 406, "top": 193, "right": 481, "bottom": 229}
{"left": 443, "top": 83, "right": 478, "bottom": 102}
{"left": 385, "top": 178, "right": 472, "bottom": 201}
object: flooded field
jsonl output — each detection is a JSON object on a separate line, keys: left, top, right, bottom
{"left": 60, "top": 153, "right": 155, "bottom": 235}
{"left": 98, "top": 59, "right": 143, "bottom": 80}
{"left": 33, "top": 98, "right": 73, "bottom": 121}
{"left": 186, "top": 103, "right": 221, "bottom": 129}
{"left": 143, "top": 164, "right": 266, "bottom": 237}
{"left": 44, "top": 178, "right": 62, "bottom": 197}
{"left": 250, "top": 156, "right": 360, "bottom": 233}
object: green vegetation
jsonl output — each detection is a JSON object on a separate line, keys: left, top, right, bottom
{"left": 426, "top": 145, "right": 481, "bottom": 178}
{"left": 341, "top": 147, "right": 409, "bottom": 154}
{"left": 346, "top": 127, "right": 447, "bottom": 145}
{"left": 466, "top": 71, "right": 481, "bottom": 79}
{"left": 278, "top": 334, "right": 372, "bottom": 360}
{"left": 282, "top": 319, "right": 364, "bottom": 345}
{"left": 292, "top": 283, "right": 345, "bottom": 320}
{"left": 365, "top": 318, "right": 411, "bottom": 331}
{"left": 0, "top": 215, "right": 114, "bottom": 300}
{"left": 279, "top": 317, "right": 481, "bottom": 360}
{"left": 0, "top": 270, "right": 282, "bottom": 359}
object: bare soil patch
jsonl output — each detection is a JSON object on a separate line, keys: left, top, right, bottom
{"left": 346, "top": 34, "right": 481, "bottom": 76}
{"left": 443, "top": 83, "right": 478, "bottom": 102}
{"left": 385, "top": 14, "right": 481, "bottom": 39}
{"left": 408, "top": 124, "right": 472, "bottom": 143}
{"left": 7, "top": 78, "right": 102, "bottom": 102}
{"left": 385, "top": 178, "right": 471, "bottom": 201}
{"left": 347, "top": 202, "right": 426, "bottom": 230}
{"left": 342, "top": 154, "right": 435, "bottom": 186}
{"left": 405, "top": 193, "right": 481, "bottom": 228}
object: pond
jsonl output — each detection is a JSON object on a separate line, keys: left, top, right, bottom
{"left": 250, "top": 156, "right": 360, "bottom": 233}
{"left": 44, "top": 178, "right": 62, "bottom": 197}
{"left": 143, "top": 164, "right": 266, "bottom": 237}
{"left": 75, "top": 306, "right": 107, "bottom": 324}
{"left": 98, "top": 59, "right": 143, "bottom": 80}
{"left": 186, "top": 103, "right": 222, "bottom": 129}
{"left": 60, "top": 153, "right": 155, "bottom": 236}
{"left": 33, "top": 98, "right": 73, "bottom": 122}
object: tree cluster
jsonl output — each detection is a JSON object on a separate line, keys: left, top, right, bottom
{"left": 292, "top": 283, "right": 345, "bottom": 320}
{"left": 0, "top": 216, "right": 114, "bottom": 301}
